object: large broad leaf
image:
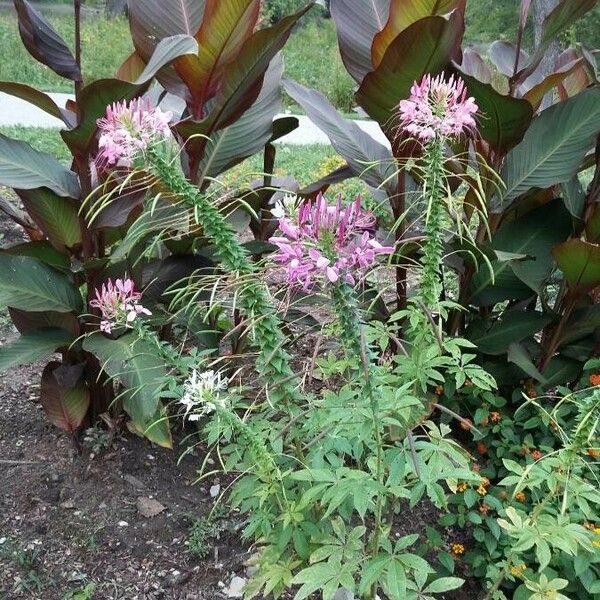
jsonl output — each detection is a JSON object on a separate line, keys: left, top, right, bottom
{"left": 6, "top": 240, "right": 71, "bottom": 270}
{"left": 40, "top": 361, "right": 89, "bottom": 432}
{"left": 14, "top": 0, "right": 81, "bottom": 81}
{"left": 0, "top": 328, "right": 74, "bottom": 373}
{"left": 284, "top": 78, "right": 394, "bottom": 193}
{"left": 523, "top": 58, "right": 584, "bottom": 109}
{"left": 454, "top": 70, "right": 533, "bottom": 152}
{"left": 508, "top": 343, "right": 547, "bottom": 383}
{"left": 0, "top": 82, "right": 67, "bottom": 123}
{"left": 9, "top": 307, "right": 80, "bottom": 336}
{"left": 133, "top": 34, "right": 199, "bottom": 86}
{"left": 197, "top": 56, "right": 283, "bottom": 180}
{"left": 174, "top": 0, "right": 260, "bottom": 117}
{"left": 471, "top": 311, "right": 552, "bottom": 355}
{"left": 356, "top": 12, "right": 463, "bottom": 129}
{"left": 329, "top": 0, "right": 390, "bottom": 83}
{"left": 553, "top": 239, "right": 600, "bottom": 292}
{"left": 519, "top": 0, "right": 598, "bottom": 82}
{"left": 489, "top": 41, "right": 530, "bottom": 78}
{"left": 83, "top": 333, "right": 171, "bottom": 448}
{"left": 469, "top": 200, "right": 571, "bottom": 302}
{"left": 0, "top": 135, "right": 79, "bottom": 198}
{"left": 500, "top": 88, "right": 600, "bottom": 208}
{"left": 128, "top": 0, "right": 206, "bottom": 94}
{"left": 372, "top": 0, "right": 464, "bottom": 68}
{"left": 0, "top": 254, "right": 82, "bottom": 313}
{"left": 176, "top": 6, "right": 311, "bottom": 149}
{"left": 61, "top": 79, "right": 147, "bottom": 155}
{"left": 16, "top": 188, "right": 81, "bottom": 250}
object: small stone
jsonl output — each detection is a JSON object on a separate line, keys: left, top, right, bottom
{"left": 210, "top": 484, "right": 221, "bottom": 498}
{"left": 60, "top": 501, "right": 75, "bottom": 509}
{"left": 137, "top": 497, "right": 166, "bottom": 518}
{"left": 225, "top": 576, "right": 246, "bottom": 598}
{"left": 117, "top": 520, "right": 129, "bottom": 527}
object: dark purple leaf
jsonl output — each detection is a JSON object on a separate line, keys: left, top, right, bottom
{"left": 128, "top": 0, "right": 206, "bottom": 96}
{"left": 329, "top": 0, "right": 391, "bottom": 83}
{"left": 269, "top": 116, "right": 299, "bottom": 143}
{"left": 14, "top": 0, "right": 81, "bottom": 81}
{"left": 40, "top": 361, "right": 89, "bottom": 432}
{"left": 284, "top": 78, "right": 394, "bottom": 193}
{"left": 0, "top": 81, "right": 67, "bottom": 123}
{"left": 9, "top": 307, "right": 80, "bottom": 336}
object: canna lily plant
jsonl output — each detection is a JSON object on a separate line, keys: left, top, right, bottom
{"left": 286, "top": 0, "right": 600, "bottom": 394}
{"left": 0, "top": 0, "right": 313, "bottom": 445}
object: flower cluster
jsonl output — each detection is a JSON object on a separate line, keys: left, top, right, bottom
{"left": 269, "top": 193, "right": 394, "bottom": 290}
{"left": 96, "top": 98, "right": 173, "bottom": 168}
{"left": 90, "top": 278, "right": 151, "bottom": 334}
{"left": 397, "top": 73, "right": 478, "bottom": 143}
{"left": 180, "top": 369, "right": 229, "bottom": 421}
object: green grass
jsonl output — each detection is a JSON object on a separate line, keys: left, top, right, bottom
{"left": 0, "top": 126, "right": 370, "bottom": 201}
{"left": 283, "top": 20, "right": 355, "bottom": 113}
{"left": 0, "top": 12, "right": 132, "bottom": 92}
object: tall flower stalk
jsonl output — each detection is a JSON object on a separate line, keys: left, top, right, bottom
{"left": 396, "top": 74, "right": 478, "bottom": 341}
{"left": 95, "top": 100, "right": 296, "bottom": 405}
{"left": 270, "top": 194, "right": 394, "bottom": 579}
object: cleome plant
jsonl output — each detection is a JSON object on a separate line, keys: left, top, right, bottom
{"left": 0, "top": 0, "right": 599, "bottom": 599}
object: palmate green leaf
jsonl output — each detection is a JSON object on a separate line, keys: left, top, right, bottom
{"left": 82, "top": 333, "right": 172, "bottom": 448}
{"left": 0, "top": 135, "right": 80, "bottom": 198}
{"left": 356, "top": 12, "right": 463, "bottom": 129}
{"left": 0, "top": 328, "right": 74, "bottom": 373}
{"left": 499, "top": 88, "right": 600, "bottom": 208}
{"left": 0, "top": 254, "right": 82, "bottom": 313}
{"left": 424, "top": 576, "right": 464, "bottom": 593}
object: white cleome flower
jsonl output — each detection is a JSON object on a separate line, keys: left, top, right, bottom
{"left": 271, "top": 193, "right": 298, "bottom": 219}
{"left": 180, "top": 369, "right": 229, "bottom": 421}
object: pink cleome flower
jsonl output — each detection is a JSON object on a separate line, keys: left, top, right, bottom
{"left": 96, "top": 98, "right": 173, "bottom": 169}
{"left": 269, "top": 193, "right": 394, "bottom": 291}
{"left": 397, "top": 74, "right": 478, "bottom": 143}
{"left": 90, "top": 278, "right": 151, "bottom": 334}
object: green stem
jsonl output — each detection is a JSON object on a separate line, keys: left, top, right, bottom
{"left": 147, "top": 149, "right": 298, "bottom": 405}
{"left": 330, "top": 283, "right": 385, "bottom": 582}
{"left": 419, "top": 136, "right": 446, "bottom": 308}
